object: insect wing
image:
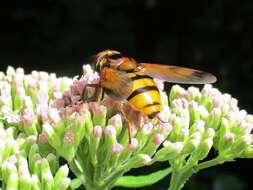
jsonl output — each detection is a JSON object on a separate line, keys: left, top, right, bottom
{"left": 100, "top": 68, "right": 133, "bottom": 100}
{"left": 137, "top": 63, "right": 217, "bottom": 84}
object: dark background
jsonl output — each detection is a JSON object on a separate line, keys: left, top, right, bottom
{"left": 0, "top": 0, "right": 252, "bottom": 189}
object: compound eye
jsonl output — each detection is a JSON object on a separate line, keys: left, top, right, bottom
{"left": 98, "top": 58, "right": 108, "bottom": 71}
{"left": 108, "top": 53, "right": 123, "bottom": 60}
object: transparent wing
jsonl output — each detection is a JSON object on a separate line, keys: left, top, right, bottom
{"left": 137, "top": 63, "right": 217, "bottom": 84}
{"left": 100, "top": 68, "right": 133, "bottom": 100}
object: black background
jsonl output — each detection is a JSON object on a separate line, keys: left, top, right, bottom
{"left": 0, "top": 0, "right": 253, "bottom": 189}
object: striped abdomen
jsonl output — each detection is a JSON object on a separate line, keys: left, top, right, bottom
{"left": 127, "top": 72, "right": 161, "bottom": 118}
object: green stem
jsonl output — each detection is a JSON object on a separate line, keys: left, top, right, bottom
{"left": 193, "top": 156, "right": 225, "bottom": 172}
{"left": 102, "top": 169, "right": 126, "bottom": 190}
{"left": 70, "top": 158, "right": 125, "bottom": 190}
{"left": 168, "top": 166, "right": 194, "bottom": 190}
{"left": 168, "top": 157, "right": 226, "bottom": 190}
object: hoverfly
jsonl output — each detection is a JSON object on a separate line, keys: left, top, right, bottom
{"left": 92, "top": 50, "right": 216, "bottom": 143}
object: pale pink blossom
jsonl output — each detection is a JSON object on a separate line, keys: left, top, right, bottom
{"left": 127, "top": 138, "right": 138, "bottom": 150}
{"left": 64, "top": 130, "right": 74, "bottom": 144}
{"left": 93, "top": 126, "right": 103, "bottom": 139}
{"left": 153, "top": 134, "right": 165, "bottom": 145}
{"left": 112, "top": 143, "right": 123, "bottom": 154}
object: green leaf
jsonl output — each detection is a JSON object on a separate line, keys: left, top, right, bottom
{"left": 70, "top": 178, "right": 82, "bottom": 190}
{"left": 114, "top": 167, "right": 172, "bottom": 188}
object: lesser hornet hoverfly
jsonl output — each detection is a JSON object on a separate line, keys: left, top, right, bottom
{"left": 92, "top": 50, "right": 216, "bottom": 143}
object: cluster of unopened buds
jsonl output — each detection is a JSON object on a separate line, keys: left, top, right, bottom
{"left": 0, "top": 65, "right": 252, "bottom": 190}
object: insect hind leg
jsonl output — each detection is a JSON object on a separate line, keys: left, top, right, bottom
{"left": 119, "top": 108, "right": 132, "bottom": 144}
{"left": 156, "top": 115, "right": 166, "bottom": 123}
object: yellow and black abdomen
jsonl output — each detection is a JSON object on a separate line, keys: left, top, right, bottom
{"left": 127, "top": 72, "right": 161, "bottom": 118}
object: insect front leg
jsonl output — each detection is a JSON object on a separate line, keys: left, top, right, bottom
{"left": 83, "top": 83, "right": 104, "bottom": 102}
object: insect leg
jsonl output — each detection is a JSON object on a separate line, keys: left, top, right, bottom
{"left": 156, "top": 115, "right": 165, "bottom": 124}
{"left": 93, "top": 85, "right": 104, "bottom": 102}
{"left": 84, "top": 83, "right": 104, "bottom": 102}
{"left": 119, "top": 107, "right": 132, "bottom": 144}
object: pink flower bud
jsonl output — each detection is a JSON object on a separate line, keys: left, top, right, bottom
{"left": 71, "top": 80, "right": 86, "bottom": 95}
{"left": 153, "top": 134, "right": 165, "bottom": 145}
{"left": 24, "top": 96, "right": 33, "bottom": 107}
{"left": 188, "top": 100, "right": 198, "bottom": 109}
{"left": 196, "top": 120, "right": 205, "bottom": 133}
{"left": 128, "top": 138, "right": 138, "bottom": 150}
{"left": 173, "top": 85, "right": 188, "bottom": 97}
{"left": 108, "top": 114, "right": 122, "bottom": 126}
{"left": 245, "top": 123, "right": 253, "bottom": 133}
{"left": 93, "top": 126, "right": 103, "bottom": 139}
{"left": 64, "top": 130, "right": 74, "bottom": 144}
{"left": 241, "top": 134, "right": 253, "bottom": 145}
{"left": 38, "top": 71, "right": 49, "bottom": 81}
{"left": 202, "top": 84, "right": 212, "bottom": 95}
{"left": 168, "top": 113, "right": 176, "bottom": 123}
{"left": 54, "top": 98, "right": 65, "bottom": 108}
{"left": 112, "top": 143, "right": 123, "bottom": 154}
{"left": 48, "top": 108, "right": 61, "bottom": 124}
{"left": 222, "top": 93, "right": 232, "bottom": 103}
{"left": 239, "top": 110, "right": 247, "bottom": 118}
{"left": 26, "top": 76, "right": 37, "bottom": 89}
{"left": 162, "top": 123, "right": 173, "bottom": 135}
{"left": 6, "top": 113, "right": 21, "bottom": 124}
{"left": 187, "top": 86, "right": 201, "bottom": 99}
{"left": 49, "top": 73, "right": 57, "bottom": 79}
{"left": 36, "top": 104, "right": 49, "bottom": 123}
{"left": 89, "top": 103, "right": 106, "bottom": 115}
{"left": 52, "top": 81, "right": 61, "bottom": 93}
{"left": 130, "top": 123, "right": 138, "bottom": 136}
{"left": 172, "top": 99, "right": 183, "bottom": 109}
{"left": 104, "top": 125, "right": 116, "bottom": 137}
{"left": 7, "top": 155, "right": 18, "bottom": 164}
{"left": 22, "top": 108, "right": 35, "bottom": 125}
{"left": 14, "top": 74, "right": 24, "bottom": 86}
{"left": 63, "top": 90, "right": 71, "bottom": 98}
{"left": 38, "top": 133, "right": 48, "bottom": 143}
{"left": 71, "top": 95, "right": 81, "bottom": 104}
{"left": 16, "top": 67, "right": 24, "bottom": 75}
{"left": 1, "top": 105, "right": 11, "bottom": 114}
{"left": 0, "top": 91, "right": 11, "bottom": 102}
{"left": 76, "top": 79, "right": 87, "bottom": 92}
{"left": 38, "top": 81, "right": 49, "bottom": 93}
{"left": 70, "top": 83, "right": 80, "bottom": 95}
{"left": 16, "top": 86, "right": 26, "bottom": 98}
{"left": 198, "top": 105, "right": 209, "bottom": 118}
{"left": 181, "top": 127, "right": 189, "bottom": 137}
{"left": 224, "top": 132, "right": 234, "bottom": 141}
{"left": 213, "top": 108, "right": 221, "bottom": 117}
{"left": 181, "top": 98, "right": 189, "bottom": 109}
{"left": 82, "top": 65, "right": 93, "bottom": 76}
{"left": 142, "top": 123, "right": 153, "bottom": 135}
{"left": 140, "top": 154, "right": 152, "bottom": 164}
{"left": 36, "top": 92, "right": 48, "bottom": 105}
{"left": 82, "top": 65, "right": 100, "bottom": 84}
{"left": 0, "top": 82, "right": 10, "bottom": 90}
{"left": 245, "top": 114, "right": 253, "bottom": 124}
{"left": 53, "top": 91, "right": 62, "bottom": 99}
{"left": 17, "top": 132, "right": 26, "bottom": 138}
{"left": 212, "top": 95, "right": 222, "bottom": 108}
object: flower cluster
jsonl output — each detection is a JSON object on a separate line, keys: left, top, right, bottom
{"left": 0, "top": 124, "right": 70, "bottom": 189}
{"left": 0, "top": 65, "right": 252, "bottom": 190}
{"left": 0, "top": 67, "right": 72, "bottom": 190}
{"left": 164, "top": 84, "right": 253, "bottom": 161}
